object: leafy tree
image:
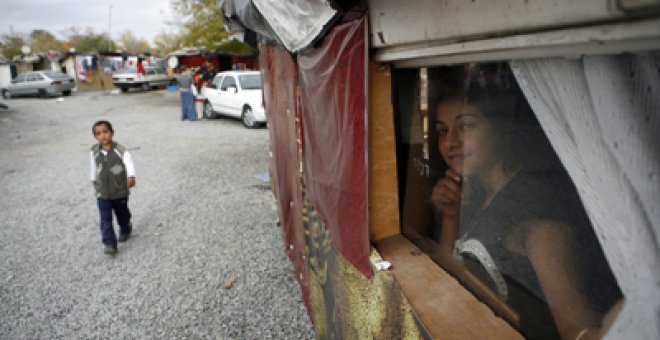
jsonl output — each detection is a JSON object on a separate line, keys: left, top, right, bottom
{"left": 117, "top": 29, "right": 151, "bottom": 54}
{"left": 217, "top": 38, "right": 254, "bottom": 56}
{"left": 77, "top": 34, "right": 117, "bottom": 53}
{"left": 60, "top": 26, "right": 117, "bottom": 53}
{"left": 153, "top": 30, "right": 183, "bottom": 55}
{"left": 170, "top": 0, "right": 228, "bottom": 51}
{"left": 1, "top": 32, "right": 27, "bottom": 60}
{"left": 30, "top": 29, "right": 66, "bottom": 53}
{"left": 60, "top": 26, "right": 90, "bottom": 51}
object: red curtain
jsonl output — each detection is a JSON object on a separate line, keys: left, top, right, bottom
{"left": 259, "top": 45, "right": 310, "bottom": 306}
{"left": 297, "top": 17, "right": 371, "bottom": 277}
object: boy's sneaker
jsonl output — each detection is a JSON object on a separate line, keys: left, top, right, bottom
{"left": 103, "top": 244, "right": 117, "bottom": 254}
{"left": 117, "top": 233, "right": 131, "bottom": 243}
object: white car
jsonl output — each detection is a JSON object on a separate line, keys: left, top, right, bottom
{"left": 112, "top": 66, "right": 174, "bottom": 93}
{"left": 201, "top": 71, "right": 266, "bottom": 128}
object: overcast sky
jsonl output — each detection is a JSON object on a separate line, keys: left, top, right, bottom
{"left": 1, "top": 0, "right": 174, "bottom": 44}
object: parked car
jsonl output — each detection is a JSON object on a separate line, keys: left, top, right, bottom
{"left": 1, "top": 71, "right": 75, "bottom": 99}
{"left": 112, "top": 66, "right": 175, "bottom": 92}
{"left": 201, "top": 71, "right": 266, "bottom": 128}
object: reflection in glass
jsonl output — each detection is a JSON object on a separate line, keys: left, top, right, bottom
{"left": 399, "top": 63, "right": 623, "bottom": 339}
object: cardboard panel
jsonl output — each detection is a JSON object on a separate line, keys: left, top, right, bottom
{"left": 368, "top": 62, "right": 401, "bottom": 241}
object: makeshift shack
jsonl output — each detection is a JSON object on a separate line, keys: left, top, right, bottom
{"left": 224, "top": 0, "right": 660, "bottom": 339}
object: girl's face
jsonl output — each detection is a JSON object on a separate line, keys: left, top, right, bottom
{"left": 93, "top": 124, "right": 114, "bottom": 147}
{"left": 435, "top": 98, "right": 501, "bottom": 177}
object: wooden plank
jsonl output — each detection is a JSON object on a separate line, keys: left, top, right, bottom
{"left": 375, "top": 235, "right": 523, "bottom": 340}
{"left": 368, "top": 62, "right": 401, "bottom": 241}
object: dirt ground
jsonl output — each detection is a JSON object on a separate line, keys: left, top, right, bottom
{"left": 0, "top": 90, "right": 313, "bottom": 339}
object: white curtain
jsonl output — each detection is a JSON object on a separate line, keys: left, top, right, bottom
{"left": 510, "top": 54, "right": 660, "bottom": 339}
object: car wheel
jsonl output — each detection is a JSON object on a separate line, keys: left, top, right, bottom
{"left": 38, "top": 89, "right": 48, "bottom": 99}
{"left": 141, "top": 83, "right": 150, "bottom": 91}
{"left": 204, "top": 101, "right": 217, "bottom": 119}
{"left": 62, "top": 90, "right": 72, "bottom": 96}
{"left": 1, "top": 90, "right": 10, "bottom": 100}
{"left": 242, "top": 106, "right": 258, "bottom": 129}
{"left": 120, "top": 87, "right": 129, "bottom": 93}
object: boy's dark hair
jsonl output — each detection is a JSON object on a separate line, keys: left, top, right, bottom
{"left": 92, "top": 120, "right": 114, "bottom": 134}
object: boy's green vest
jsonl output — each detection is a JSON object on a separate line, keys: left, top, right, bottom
{"left": 92, "top": 142, "right": 129, "bottom": 199}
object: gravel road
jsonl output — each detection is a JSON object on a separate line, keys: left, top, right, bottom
{"left": 0, "top": 90, "right": 314, "bottom": 339}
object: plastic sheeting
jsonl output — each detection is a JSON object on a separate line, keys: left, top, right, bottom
{"left": 222, "top": 0, "right": 338, "bottom": 53}
{"left": 298, "top": 17, "right": 371, "bottom": 277}
{"left": 221, "top": 0, "right": 281, "bottom": 45}
{"left": 259, "top": 44, "right": 310, "bottom": 307}
{"left": 253, "top": 0, "right": 338, "bottom": 52}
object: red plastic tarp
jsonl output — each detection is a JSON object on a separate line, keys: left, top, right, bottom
{"left": 297, "top": 17, "right": 371, "bottom": 278}
{"left": 259, "top": 45, "right": 311, "bottom": 306}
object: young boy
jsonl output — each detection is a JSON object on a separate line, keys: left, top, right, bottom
{"left": 90, "top": 120, "right": 136, "bottom": 254}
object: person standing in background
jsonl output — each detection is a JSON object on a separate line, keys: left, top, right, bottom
{"left": 136, "top": 57, "right": 146, "bottom": 77}
{"left": 176, "top": 66, "right": 197, "bottom": 121}
{"left": 202, "top": 62, "right": 216, "bottom": 86}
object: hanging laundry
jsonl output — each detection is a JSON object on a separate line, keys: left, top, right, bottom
{"left": 75, "top": 56, "right": 87, "bottom": 81}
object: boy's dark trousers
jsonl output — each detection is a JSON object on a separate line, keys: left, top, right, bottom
{"left": 97, "top": 197, "right": 132, "bottom": 246}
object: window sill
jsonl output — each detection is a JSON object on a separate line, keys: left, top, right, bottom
{"left": 374, "top": 234, "right": 522, "bottom": 339}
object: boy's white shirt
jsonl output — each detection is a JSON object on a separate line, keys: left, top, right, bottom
{"left": 89, "top": 149, "right": 135, "bottom": 181}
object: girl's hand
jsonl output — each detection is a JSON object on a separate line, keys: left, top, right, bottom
{"left": 127, "top": 177, "right": 136, "bottom": 188}
{"left": 432, "top": 168, "right": 462, "bottom": 217}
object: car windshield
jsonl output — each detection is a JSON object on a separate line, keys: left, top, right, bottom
{"left": 44, "top": 71, "right": 69, "bottom": 79}
{"left": 238, "top": 74, "right": 261, "bottom": 90}
{"left": 120, "top": 68, "right": 138, "bottom": 74}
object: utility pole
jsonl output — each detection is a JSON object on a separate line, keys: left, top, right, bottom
{"left": 108, "top": 5, "right": 113, "bottom": 52}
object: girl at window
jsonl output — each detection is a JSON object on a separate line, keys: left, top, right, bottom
{"left": 431, "top": 78, "right": 622, "bottom": 339}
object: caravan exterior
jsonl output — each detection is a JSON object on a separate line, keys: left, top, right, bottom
{"left": 224, "top": 1, "right": 660, "bottom": 339}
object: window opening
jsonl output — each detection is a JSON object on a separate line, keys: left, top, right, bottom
{"left": 213, "top": 75, "right": 223, "bottom": 88}
{"left": 238, "top": 74, "right": 262, "bottom": 90}
{"left": 393, "top": 62, "right": 623, "bottom": 340}
{"left": 221, "top": 76, "right": 236, "bottom": 90}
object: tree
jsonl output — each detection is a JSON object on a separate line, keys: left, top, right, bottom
{"left": 170, "top": 0, "right": 228, "bottom": 51}
{"left": 77, "top": 34, "right": 117, "bottom": 53}
{"left": 217, "top": 38, "right": 254, "bottom": 56}
{"left": 117, "top": 30, "right": 151, "bottom": 54}
{"left": 1, "top": 32, "right": 27, "bottom": 60}
{"left": 60, "top": 26, "right": 116, "bottom": 53}
{"left": 60, "top": 26, "right": 89, "bottom": 51}
{"left": 30, "top": 29, "right": 66, "bottom": 53}
{"left": 153, "top": 30, "right": 183, "bottom": 55}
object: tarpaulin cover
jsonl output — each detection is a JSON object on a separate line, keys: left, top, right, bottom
{"left": 253, "top": 0, "right": 338, "bottom": 53}
{"left": 259, "top": 45, "right": 311, "bottom": 307}
{"left": 222, "top": 0, "right": 338, "bottom": 53}
{"left": 221, "top": 0, "right": 281, "bottom": 45}
{"left": 298, "top": 17, "right": 371, "bottom": 278}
